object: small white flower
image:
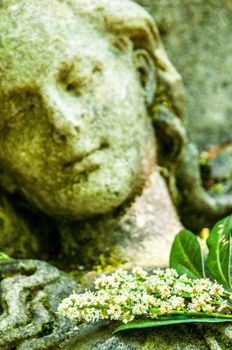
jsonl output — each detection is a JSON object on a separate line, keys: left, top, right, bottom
{"left": 132, "top": 266, "right": 148, "bottom": 278}
{"left": 202, "top": 304, "right": 215, "bottom": 313}
{"left": 141, "top": 294, "right": 156, "bottom": 307}
{"left": 108, "top": 304, "right": 123, "bottom": 320}
{"left": 122, "top": 311, "right": 134, "bottom": 324}
{"left": 58, "top": 298, "right": 73, "bottom": 313}
{"left": 159, "top": 302, "right": 173, "bottom": 315}
{"left": 173, "top": 281, "right": 189, "bottom": 295}
{"left": 132, "top": 303, "right": 148, "bottom": 315}
{"left": 198, "top": 293, "right": 212, "bottom": 304}
{"left": 145, "top": 275, "right": 159, "bottom": 292}
{"left": 81, "top": 291, "right": 95, "bottom": 306}
{"left": 149, "top": 310, "right": 158, "bottom": 319}
{"left": 169, "top": 296, "right": 185, "bottom": 310}
{"left": 66, "top": 307, "right": 82, "bottom": 320}
{"left": 114, "top": 294, "right": 128, "bottom": 305}
{"left": 209, "top": 283, "right": 224, "bottom": 297}
{"left": 152, "top": 268, "right": 164, "bottom": 277}
{"left": 188, "top": 301, "right": 202, "bottom": 312}
{"left": 157, "top": 284, "right": 171, "bottom": 299}
{"left": 95, "top": 290, "right": 110, "bottom": 305}
{"left": 94, "top": 275, "right": 112, "bottom": 289}
{"left": 164, "top": 268, "right": 179, "bottom": 279}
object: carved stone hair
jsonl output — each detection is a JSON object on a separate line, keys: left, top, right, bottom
{"left": 66, "top": 0, "right": 185, "bottom": 119}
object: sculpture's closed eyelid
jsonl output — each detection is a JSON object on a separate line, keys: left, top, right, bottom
{"left": 58, "top": 66, "right": 86, "bottom": 96}
{"left": 58, "top": 58, "right": 103, "bottom": 95}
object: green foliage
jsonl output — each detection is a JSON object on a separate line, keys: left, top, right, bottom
{"left": 207, "top": 216, "right": 232, "bottom": 289}
{"left": 113, "top": 316, "right": 232, "bottom": 334}
{"left": 170, "top": 215, "right": 232, "bottom": 291}
{"left": 170, "top": 229, "right": 205, "bottom": 279}
{"left": 114, "top": 215, "right": 232, "bottom": 333}
{"left": 0, "top": 252, "right": 12, "bottom": 260}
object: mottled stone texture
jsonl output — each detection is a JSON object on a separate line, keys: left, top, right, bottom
{"left": 134, "top": 0, "right": 232, "bottom": 150}
{"left": 132, "top": 0, "right": 232, "bottom": 229}
{"left": 60, "top": 170, "right": 182, "bottom": 269}
{"left": 134, "top": 0, "right": 232, "bottom": 193}
{"left": 67, "top": 322, "right": 232, "bottom": 350}
{"left": 0, "top": 191, "right": 39, "bottom": 257}
{"left": 0, "top": 259, "right": 78, "bottom": 350}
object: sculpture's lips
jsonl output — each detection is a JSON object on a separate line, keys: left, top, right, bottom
{"left": 64, "top": 142, "right": 109, "bottom": 174}
{"left": 72, "top": 150, "right": 105, "bottom": 174}
{"left": 64, "top": 146, "right": 100, "bottom": 167}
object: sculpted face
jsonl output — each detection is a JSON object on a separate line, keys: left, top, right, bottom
{"left": 0, "top": 1, "right": 156, "bottom": 219}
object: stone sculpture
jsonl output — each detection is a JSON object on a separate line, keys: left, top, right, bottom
{"left": 0, "top": 0, "right": 184, "bottom": 268}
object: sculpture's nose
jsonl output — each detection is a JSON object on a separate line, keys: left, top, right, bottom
{"left": 42, "top": 86, "right": 85, "bottom": 141}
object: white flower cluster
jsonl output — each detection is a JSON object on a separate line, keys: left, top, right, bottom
{"left": 58, "top": 267, "right": 231, "bottom": 324}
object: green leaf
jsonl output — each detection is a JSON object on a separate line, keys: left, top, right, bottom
{"left": 0, "top": 252, "right": 12, "bottom": 260}
{"left": 170, "top": 229, "right": 205, "bottom": 279}
{"left": 207, "top": 215, "right": 232, "bottom": 289}
{"left": 113, "top": 316, "right": 232, "bottom": 334}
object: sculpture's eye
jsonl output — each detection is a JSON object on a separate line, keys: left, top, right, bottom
{"left": 65, "top": 79, "right": 82, "bottom": 96}
{"left": 58, "top": 59, "right": 103, "bottom": 97}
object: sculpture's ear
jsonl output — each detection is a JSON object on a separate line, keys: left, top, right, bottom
{"left": 133, "top": 48, "right": 156, "bottom": 107}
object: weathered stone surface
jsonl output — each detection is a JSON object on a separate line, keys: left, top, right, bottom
{"left": 66, "top": 322, "right": 232, "bottom": 350}
{"left": 134, "top": 0, "right": 232, "bottom": 191}
{"left": 59, "top": 169, "right": 182, "bottom": 270}
{"left": 0, "top": 259, "right": 78, "bottom": 350}
{"left": 133, "top": 0, "right": 232, "bottom": 229}
{"left": 134, "top": 0, "right": 232, "bottom": 151}
{"left": 0, "top": 191, "right": 40, "bottom": 258}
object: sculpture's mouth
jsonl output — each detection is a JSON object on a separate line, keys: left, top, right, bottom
{"left": 63, "top": 141, "right": 110, "bottom": 174}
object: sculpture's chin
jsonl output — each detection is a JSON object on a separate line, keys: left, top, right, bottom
{"left": 33, "top": 186, "right": 131, "bottom": 220}
{"left": 26, "top": 161, "right": 154, "bottom": 220}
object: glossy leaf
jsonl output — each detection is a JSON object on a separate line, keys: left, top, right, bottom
{"left": 207, "top": 215, "right": 232, "bottom": 289}
{"left": 0, "top": 252, "right": 12, "bottom": 260}
{"left": 113, "top": 316, "right": 232, "bottom": 334}
{"left": 170, "top": 229, "right": 205, "bottom": 279}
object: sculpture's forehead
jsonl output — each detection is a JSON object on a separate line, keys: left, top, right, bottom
{"left": 0, "top": 1, "right": 110, "bottom": 90}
